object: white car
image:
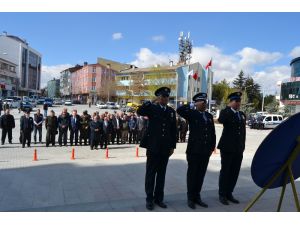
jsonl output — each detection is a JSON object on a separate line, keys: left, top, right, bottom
{"left": 64, "top": 100, "right": 72, "bottom": 106}
{"left": 261, "top": 114, "right": 283, "bottom": 129}
{"left": 96, "top": 102, "right": 107, "bottom": 109}
{"left": 3, "top": 99, "right": 19, "bottom": 108}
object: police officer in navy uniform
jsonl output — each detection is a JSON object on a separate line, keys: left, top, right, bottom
{"left": 217, "top": 91, "right": 246, "bottom": 205}
{"left": 177, "top": 93, "right": 216, "bottom": 209}
{"left": 137, "top": 87, "right": 177, "bottom": 211}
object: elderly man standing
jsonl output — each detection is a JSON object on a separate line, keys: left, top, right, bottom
{"left": 0, "top": 109, "right": 15, "bottom": 145}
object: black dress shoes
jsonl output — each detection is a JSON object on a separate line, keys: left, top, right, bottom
{"left": 154, "top": 200, "right": 167, "bottom": 208}
{"left": 219, "top": 196, "right": 229, "bottom": 205}
{"left": 187, "top": 200, "right": 196, "bottom": 209}
{"left": 195, "top": 198, "right": 208, "bottom": 208}
{"left": 227, "top": 195, "right": 240, "bottom": 204}
{"left": 146, "top": 201, "right": 154, "bottom": 210}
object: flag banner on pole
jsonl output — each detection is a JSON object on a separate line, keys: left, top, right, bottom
{"left": 205, "top": 59, "right": 212, "bottom": 69}
{"left": 193, "top": 72, "right": 198, "bottom": 80}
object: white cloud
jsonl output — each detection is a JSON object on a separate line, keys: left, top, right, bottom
{"left": 41, "top": 64, "right": 72, "bottom": 88}
{"left": 112, "top": 32, "right": 123, "bottom": 40}
{"left": 289, "top": 46, "right": 300, "bottom": 58}
{"left": 253, "top": 66, "right": 290, "bottom": 94}
{"left": 131, "top": 45, "right": 288, "bottom": 94}
{"left": 152, "top": 35, "right": 165, "bottom": 42}
{"left": 131, "top": 48, "right": 177, "bottom": 68}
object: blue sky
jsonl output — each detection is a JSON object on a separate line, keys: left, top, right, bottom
{"left": 1, "top": 12, "right": 300, "bottom": 89}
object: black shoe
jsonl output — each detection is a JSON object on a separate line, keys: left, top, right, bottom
{"left": 9, "top": 142, "right": 12, "bottom": 144}
{"left": 187, "top": 200, "right": 196, "bottom": 209}
{"left": 1, "top": 142, "right": 4, "bottom": 145}
{"left": 219, "top": 196, "right": 229, "bottom": 205}
{"left": 227, "top": 195, "right": 240, "bottom": 204}
{"left": 34, "top": 142, "right": 37, "bottom": 144}
{"left": 146, "top": 201, "right": 154, "bottom": 211}
{"left": 195, "top": 198, "right": 208, "bottom": 208}
{"left": 154, "top": 200, "right": 167, "bottom": 208}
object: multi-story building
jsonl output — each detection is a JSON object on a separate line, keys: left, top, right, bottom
{"left": 0, "top": 57, "right": 18, "bottom": 97}
{"left": 71, "top": 62, "right": 116, "bottom": 103}
{"left": 60, "top": 65, "right": 82, "bottom": 98}
{"left": 0, "top": 32, "right": 42, "bottom": 96}
{"left": 115, "top": 62, "right": 207, "bottom": 106}
{"left": 281, "top": 57, "right": 300, "bottom": 113}
{"left": 47, "top": 78, "right": 60, "bottom": 98}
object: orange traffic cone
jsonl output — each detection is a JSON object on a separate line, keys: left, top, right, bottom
{"left": 136, "top": 146, "right": 139, "bottom": 158}
{"left": 71, "top": 148, "right": 75, "bottom": 160}
{"left": 33, "top": 149, "right": 38, "bottom": 161}
{"left": 105, "top": 147, "right": 109, "bottom": 159}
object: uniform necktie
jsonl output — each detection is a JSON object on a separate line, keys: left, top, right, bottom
{"left": 236, "top": 112, "right": 241, "bottom": 121}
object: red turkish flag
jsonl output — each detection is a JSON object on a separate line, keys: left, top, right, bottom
{"left": 193, "top": 72, "right": 198, "bottom": 80}
{"left": 205, "top": 59, "right": 212, "bottom": 69}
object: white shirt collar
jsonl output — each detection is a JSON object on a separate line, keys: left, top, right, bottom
{"left": 231, "top": 107, "right": 239, "bottom": 113}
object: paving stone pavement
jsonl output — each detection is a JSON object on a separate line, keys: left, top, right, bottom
{"left": 0, "top": 105, "right": 298, "bottom": 212}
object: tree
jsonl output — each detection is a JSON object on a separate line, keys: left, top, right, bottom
{"left": 232, "top": 70, "right": 246, "bottom": 90}
{"left": 212, "top": 79, "right": 232, "bottom": 105}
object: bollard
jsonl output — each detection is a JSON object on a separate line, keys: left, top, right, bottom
{"left": 71, "top": 148, "right": 75, "bottom": 160}
{"left": 33, "top": 149, "right": 38, "bottom": 161}
{"left": 136, "top": 146, "right": 139, "bottom": 158}
{"left": 105, "top": 147, "right": 109, "bottom": 159}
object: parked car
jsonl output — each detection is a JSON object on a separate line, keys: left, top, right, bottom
{"left": 3, "top": 99, "right": 20, "bottom": 108}
{"left": 37, "top": 98, "right": 45, "bottom": 105}
{"left": 96, "top": 102, "right": 108, "bottom": 109}
{"left": 72, "top": 100, "right": 82, "bottom": 104}
{"left": 53, "top": 98, "right": 63, "bottom": 105}
{"left": 29, "top": 99, "right": 37, "bottom": 108}
{"left": 106, "top": 102, "right": 120, "bottom": 109}
{"left": 64, "top": 100, "right": 72, "bottom": 106}
{"left": 260, "top": 114, "right": 283, "bottom": 129}
{"left": 21, "top": 101, "right": 33, "bottom": 112}
{"left": 44, "top": 98, "right": 53, "bottom": 107}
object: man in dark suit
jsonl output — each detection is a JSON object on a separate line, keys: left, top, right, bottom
{"left": 137, "top": 87, "right": 177, "bottom": 211}
{"left": 101, "top": 116, "right": 112, "bottom": 149}
{"left": 112, "top": 114, "right": 122, "bottom": 144}
{"left": 90, "top": 115, "right": 103, "bottom": 150}
{"left": 0, "top": 109, "right": 15, "bottom": 145}
{"left": 58, "top": 109, "right": 70, "bottom": 146}
{"left": 217, "top": 91, "right": 246, "bottom": 205}
{"left": 70, "top": 109, "right": 81, "bottom": 146}
{"left": 20, "top": 110, "right": 34, "bottom": 148}
{"left": 45, "top": 110, "right": 58, "bottom": 147}
{"left": 33, "top": 109, "right": 43, "bottom": 144}
{"left": 177, "top": 93, "right": 216, "bottom": 209}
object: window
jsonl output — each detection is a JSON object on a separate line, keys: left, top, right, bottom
{"left": 273, "top": 116, "right": 278, "bottom": 121}
{"left": 92, "top": 66, "right": 96, "bottom": 73}
{"left": 91, "top": 86, "right": 95, "bottom": 90}
{"left": 92, "top": 77, "right": 96, "bottom": 82}
{"left": 278, "top": 117, "right": 283, "bottom": 121}
{"left": 265, "top": 117, "right": 271, "bottom": 122}
{"left": 10, "top": 66, "right": 15, "bottom": 73}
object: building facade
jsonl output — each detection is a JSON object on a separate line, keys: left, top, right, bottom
{"left": 0, "top": 58, "right": 18, "bottom": 97}
{"left": 60, "top": 65, "right": 82, "bottom": 98}
{"left": 115, "top": 62, "right": 207, "bottom": 105}
{"left": 71, "top": 63, "right": 116, "bottom": 103}
{"left": 47, "top": 78, "right": 60, "bottom": 98}
{"left": 281, "top": 57, "right": 300, "bottom": 113}
{"left": 0, "top": 32, "right": 42, "bottom": 96}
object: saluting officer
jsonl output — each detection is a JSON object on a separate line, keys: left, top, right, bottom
{"left": 137, "top": 87, "right": 177, "bottom": 211}
{"left": 177, "top": 93, "right": 216, "bottom": 209}
{"left": 217, "top": 92, "right": 246, "bottom": 205}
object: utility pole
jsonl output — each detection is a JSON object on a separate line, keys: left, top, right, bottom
{"left": 261, "top": 89, "right": 265, "bottom": 112}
